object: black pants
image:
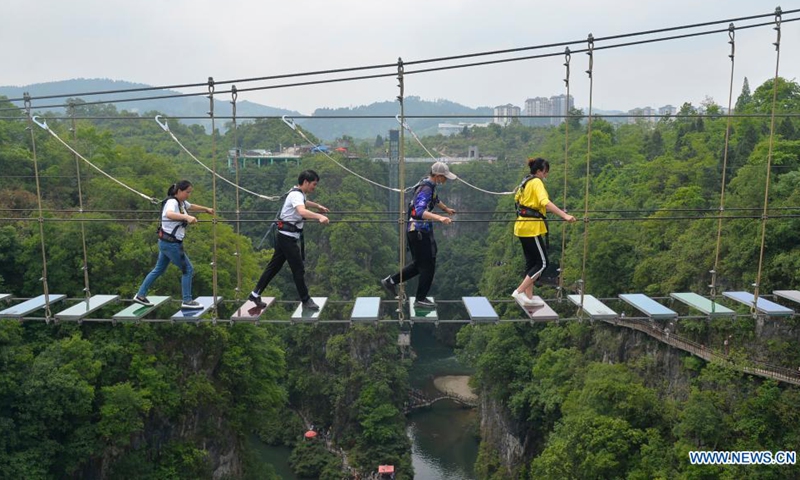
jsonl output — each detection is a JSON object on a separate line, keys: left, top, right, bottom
{"left": 391, "top": 230, "right": 437, "bottom": 300}
{"left": 519, "top": 235, "right": 548, "bottom": 281}
{"left": 254, "top": 232, "right": 309, "bottom": 302}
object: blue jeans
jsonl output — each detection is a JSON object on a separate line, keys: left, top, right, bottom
{"left": 137, "top": 240, "right": 194, "bottom": 302}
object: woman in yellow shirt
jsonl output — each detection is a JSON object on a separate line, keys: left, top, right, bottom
{"left": 512, "top": 158, "right": 576, "bottom": 306}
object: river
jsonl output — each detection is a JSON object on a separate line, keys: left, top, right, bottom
{"left": 256, "top": 325, "right": 479, "bottom": 479}
{"left": 406, "top": 326, "right": 480, "bottom": 480}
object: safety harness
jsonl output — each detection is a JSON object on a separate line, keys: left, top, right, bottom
{"left": 407, "top": 179, "right": 438, "bottom": 222}
{"left": 275, "top": 187, "right": 305, "bottom": 233}
{"left": 515, "top": 175, "right": 549, "bottom": 249}
{"left": 157, "top": 197, "right": 188, "bottom": 243}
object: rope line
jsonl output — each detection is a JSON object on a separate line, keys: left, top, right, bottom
{"left": 154, "top": 115, "right": 280, "bottom": 201}
{"left": 398, "top": 116, "right": 514, "bottom": 196}
{"left": 25, "top": 94, "right": 53, "bottom": 321}
{"left": 753, "top": 8, "right": 783, "bottom": 311}
{"left": 557, "top": 47, "right": 572, "bottom": 302}
{"left": 282, "top": 116, "right": 403, "bottom": 193}
{"left": 69, "top": 103, "right": 92, "bottom": 300}
{"left": 231, "top": 87, "right": 243, "bottom": 300}
{"left": 209, "top": 78, "right": 220, "bottom": 322}
{"left": 710, "top": 24, "right": 737, "bottom": 302}
{"left": 31, "top": 116, "right": 158, "bottom": 204}
{"left": 397, "top": 58, "right": 407, "bottom": 323}
{"left": 578, "top": 34, "right": 596, "bottom": 316}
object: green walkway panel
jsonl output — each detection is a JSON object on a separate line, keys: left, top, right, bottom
{"left": 171, "top": 296, "right": 222, "bottom": 321}
{"left": 55, "top": 295, "right": 120, "bottom": 321}
{"left": 113, "top": 296, "right": 171, "bottom": 321}
{"left": 462, "top": 296, "right": 499, "bottom": 322}
{"left": 568, "top": 294, "right": 617, "bottom": 320}
{"left": 351, "top": 297, "right": 381, "bottom": 322}
{"left": 514, "top": 295, "right": 559, "bottom": 321}
{"left": 774, "top": 290, "right": 800, "bottom": 305}
{"left": 231, "top": 296, "right": 275, "bottom": 321}
{"left": 619, "top": 293, "right": 677, "bottom": 319}
{"left": 409, "top": 297, "right": 438, "bottom": 321}
{"left": 291, "top": 297, "right": 327, "bottom": 322}
{"left": 723, "top": 291, "right": 794, "bottom": 317}
{"left": 0, "top": 294, "right": 67, "bottom": 319}
{"left": 670, "top": 292, "right": 734, "bottom": 317}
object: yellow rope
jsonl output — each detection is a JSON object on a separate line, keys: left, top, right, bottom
{"left": 710, "top": 24, "right": 737, "bottom": 311}
{"left": 753, "top": 9, "right": 783, "bottom": 313}
{"left": 578, "top": 35, "right": 595, "bottom": 316}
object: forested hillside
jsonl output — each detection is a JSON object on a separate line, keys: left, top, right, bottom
{"left": 1, "top": 76, "right": 799, "bottom": 479}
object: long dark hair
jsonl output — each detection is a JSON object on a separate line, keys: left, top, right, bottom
{"left": 528, "top": 157, "right": 550, "bottom": 175}
{"left": 167, "top": 180, "right": 192, "bottom": 197}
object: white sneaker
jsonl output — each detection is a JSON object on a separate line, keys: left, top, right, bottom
{"left": 512, "top": 290, "right": 543, "bottom": 307}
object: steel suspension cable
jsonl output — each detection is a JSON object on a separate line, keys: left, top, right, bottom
{"left": 710, "top": 24, "right": 737, "bottom": 302}
{"left": 231, "top": 86, "right": 243, "bottom": 300}
{"left": 753, "top": 8, "right": 783, "bottom": 310}
{"left": 557, "top": 48, "right": 572, "bottom": 302}
{"left": 69, "top": 102, "right": 92, "bottom": 300}
{"left": 7, "top": 8, "right": 798, "bottom": 107}
{"left": 24, "top": 94, "right": 53, "bottom": 321}
{"left": 209, "top": 78, "right": 220, "bottom": 323}
{"left": 578, "top": 35, "right": 595, "bottom": 315}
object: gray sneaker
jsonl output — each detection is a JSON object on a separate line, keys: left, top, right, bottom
{"left": 381, "top": 276, "right": 397, "bottom": 297}
{"left": 133, "top": 295, "right": 153, "bottom": 307}
{"left": 414, "top": 297, "right": 436, "bottom": 309}
{"left": 181, "top": 300, "right": 203, "bottom": 310}
{"left": 302, "top": 299, "right": 320, "bottom": 311}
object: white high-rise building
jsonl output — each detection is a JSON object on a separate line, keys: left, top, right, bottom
{"left": 493, "top": 104, "right": 521, "bottom": 126}
{"left": 524, "top": 97, "right": 551, "bottom": 126}
{"left": 549, "top": 94, "right": 574, "bottom": 126}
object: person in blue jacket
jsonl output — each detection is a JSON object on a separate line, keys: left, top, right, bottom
{"left": 381, "top": 162, "right": 456, "bottom": 309}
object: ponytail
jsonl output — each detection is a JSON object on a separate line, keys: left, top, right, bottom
{"left": 527, "top": 157, "right": 550, "bottom": 175}
{"left": 167, "top": 180, "right": 192, "bottom": 197}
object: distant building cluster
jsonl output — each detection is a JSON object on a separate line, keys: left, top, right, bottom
{"left": 439, "top": 95, "right": 688, "bottom": 135}
{"left": 489, "top": 94, "right": 575, "bottom": 127}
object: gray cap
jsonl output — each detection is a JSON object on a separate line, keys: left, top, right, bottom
{"left": 431, "top": 161, "right": 457, "bottom": 180}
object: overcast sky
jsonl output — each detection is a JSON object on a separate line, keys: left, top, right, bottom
{"left": 4, "top": 0, "right": 800, "bottom": 115}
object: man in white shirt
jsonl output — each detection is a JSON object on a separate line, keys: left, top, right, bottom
{"left": 249, "top": 170, "right": 329, "bottom": 310}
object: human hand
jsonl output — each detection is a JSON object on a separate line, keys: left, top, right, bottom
{"left": 319, "top": 215, "right": 330, "bottom": 225}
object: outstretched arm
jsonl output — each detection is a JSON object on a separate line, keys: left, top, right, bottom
{"left": 545, "top": 202, "right": 576, "bottom": 222}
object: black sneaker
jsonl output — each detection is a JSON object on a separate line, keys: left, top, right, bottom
{"left": 381, "top": 276, "right": 397, "bottom": 297}
{"left": 133, "top": 295, "right": 153, "bottom": 307}
{"left": 414, "top": 297, "right": 436, "bottom": 309}
{"left": 181, "top": 300, "right": 204, "bottom": 310}
{"left": 248, "top": 293, "right": 267, "bottom": 309}
{"left": 302, "top": 298, "right": 320, "bottom": 311}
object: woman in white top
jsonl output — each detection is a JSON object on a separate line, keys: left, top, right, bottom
{"left": 133, "top": 180, "right": 214, "bottom": 309}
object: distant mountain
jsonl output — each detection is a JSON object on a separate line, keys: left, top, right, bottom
{"left": 0, "top": 79, "right": 493, "bottom": 140}
{"left": 302, "top": 96, "right": 494, "bottom": 140}
{"left": 0, "top": 78, "right": 300, "bottom": 132}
